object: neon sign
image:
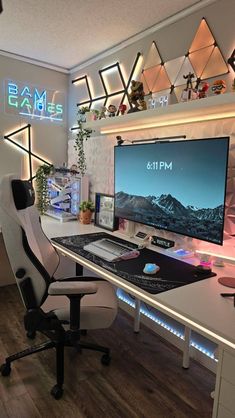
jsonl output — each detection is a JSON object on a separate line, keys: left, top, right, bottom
{"left": 5, "top": 80, "right": 65, "bottom": 122}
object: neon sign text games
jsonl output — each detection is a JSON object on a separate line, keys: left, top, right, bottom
{"left": 5, "top": 80, "right": 65, "bottom": 122}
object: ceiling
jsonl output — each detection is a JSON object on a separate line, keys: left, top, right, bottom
{"left": 0, "top": 0, "right": 210, "bottom": 72}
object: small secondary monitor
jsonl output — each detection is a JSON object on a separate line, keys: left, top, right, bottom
{"left": 114, "top": 137, "right": 229, "bottom": 245}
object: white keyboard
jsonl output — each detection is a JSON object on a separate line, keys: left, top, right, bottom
{"left": 83, "top": 239, "right": 138, "bottom": 262}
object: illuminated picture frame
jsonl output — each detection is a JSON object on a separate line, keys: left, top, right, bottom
{"left": 94, "top": 193, "right": 119, "bottom": 231}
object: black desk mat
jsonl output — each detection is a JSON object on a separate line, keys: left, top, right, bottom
{"left": 52, "top": 232, "right": 216, "bottom": 295}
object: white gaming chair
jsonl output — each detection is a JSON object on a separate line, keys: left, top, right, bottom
{"left": 0, "top": 174, "right": 117, "bottom": 399}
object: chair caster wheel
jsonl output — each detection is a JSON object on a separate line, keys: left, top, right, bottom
{"left": 0, "top": 363, "right": 11, "bottom": 377}
{"left": 50, "top": 384, "right": 63, "bottom": 400}
{"left": 101, "top": 354, "right": 111, "bottom": 366}
{"left": 26, "top": 331, "right": 36, "bottom": 340}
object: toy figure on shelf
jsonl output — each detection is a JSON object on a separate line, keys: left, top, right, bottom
{"left": 211, "top": 79, "right": 226, "bottom": 95}
{"left": 183, "top": 72, "right": 195, "bottom": 90}
{"left": 119, "top": 104, "right": 127, "bottom": 115}
{"left": 69, "top": 164, "right": 78, "bottom": 175}
{"left": 99, "top": 106, "right": 107, "bottom": 119}
{"left": 198, "top": 81, "right": 210, "bottom": 99}
{"left": 107, "top": 104, "right": 117, "bottom": 117}
{"left": 91, "top": 109, "right": 99, "bottom": 120}
{"left": 181, "top": 71, "right": 198, "bottom": 101}
{"left": 128, "top": 80, "right": 147, "bottom": 112}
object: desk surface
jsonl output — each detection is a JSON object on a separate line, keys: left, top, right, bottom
{"left": 42, "top": 216, "right": 235, "bottom": 352}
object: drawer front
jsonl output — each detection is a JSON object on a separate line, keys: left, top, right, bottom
{"left": 218, "top": 404, "right": 235, "bottom": 418}
{"left": 219, "top": 378, "right": 235, "bottom": 414}
{"left": 222, "top": 351, "right": 235, "bottom": 386}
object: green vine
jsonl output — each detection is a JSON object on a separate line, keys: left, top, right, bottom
{"left": 35, "top": 164, "right": 54, "bottom": 215}
{"left": 74, "top": 108, "right": 92, "bottom": 176}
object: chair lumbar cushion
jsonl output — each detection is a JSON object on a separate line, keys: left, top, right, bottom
{"left": 11, "top": 180, "right": 35, "bottom": 209}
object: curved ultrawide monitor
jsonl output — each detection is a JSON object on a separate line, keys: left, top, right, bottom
{"left": 114, "top": 137, "right": 229, "bottom": 245}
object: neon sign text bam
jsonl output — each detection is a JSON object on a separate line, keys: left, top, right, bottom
{"left": 6, "top": 80, "right": 64, "bottom": 122}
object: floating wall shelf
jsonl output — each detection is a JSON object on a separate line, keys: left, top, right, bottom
{"left": 82, "top": 93, "right": 235, "bottom": 135}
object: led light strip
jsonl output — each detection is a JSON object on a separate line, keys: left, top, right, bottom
{"left": 117, "top": 290, "right": 216, "bottom": 360}
{"left": 3, "top": 124, "right": 52, "bottom": 181}
{"left": 100, "top": 111, "right": 235, "bottom": 135}
{"left": 52, "top": 242, "right": 235, "bottom": 350}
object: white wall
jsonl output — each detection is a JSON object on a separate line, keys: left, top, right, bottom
{"left": 68, "top": 0, "right": 235, "bottom": 128}
{"left": 67, "top": 0, "right": 235, "bottom": 253}
{"left": 0, "top": 55, "right": 69, "bottom": 181}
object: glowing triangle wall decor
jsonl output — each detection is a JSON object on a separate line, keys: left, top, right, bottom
{"left": 3, "top": 125, "right": 51, "bottom": 181}
{"left": 188, "top": 18, "right": 228, "bottom": 80}
{"left": 72, "top": 18, "right": 229, "bottom": 112}
{"left": 140, "top": 17, "right": 228, "bottom": 97}
{"left": 144, "top": 41, "right": 162, "bottom": 69}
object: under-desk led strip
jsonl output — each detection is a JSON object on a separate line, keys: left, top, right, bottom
{"left": 117, "top": 290, "right": 216, "bottom": 360}
{"left": 53, "top": 242, "right": 235, "bottom": 351}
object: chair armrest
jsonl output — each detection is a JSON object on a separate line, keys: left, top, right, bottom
{"left": 58, "top": 276, "right": 105, "bottom": 282}
{"left": 48, "top": 281, "right": 98, "bottom": 296}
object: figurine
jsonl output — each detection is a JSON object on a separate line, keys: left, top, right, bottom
{"left": 181, "top": 71, "right": 198, "bottom": 101}
{"left": 91, "top": 109, "right": 99, "bottom": 120}
{"left": 70, "top": 164, "right": 78, "bottom": 175}
{"left": 128, "top": 80, "right": 147, "bottom": 112}
{"left": 119, "top": 104, "right": 127, "bottom": 115}
{"left": 107, "top": 104, "right": 117, "bottom": 117}
{"left": 183, "top": 72, "right": 195, "bottom": 90}
{"left": 198, "top": 81, "right": 210, "bottom": 99}
{"left": 211, "top": 79, "right": 226, "bottom": 95}
{"left": 99, "top": 106, "right": 107, "bottom": 119}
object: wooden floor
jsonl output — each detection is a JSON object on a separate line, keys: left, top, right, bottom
{"left": 0, "top": 285, "right": 214, "bottom": 418}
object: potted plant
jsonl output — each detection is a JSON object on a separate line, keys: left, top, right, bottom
{"left": 35, "top": 164, "right": 54, "bottom": 215}
{"left": 74, "top": 107, "right": 92, "bottom": 176}
{"left": 79, "top": 200, "right": 95, "bottom": 224}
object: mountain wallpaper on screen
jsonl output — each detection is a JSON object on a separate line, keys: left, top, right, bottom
{"left": 115, "top": 191, "right": 224, "bottom": 243}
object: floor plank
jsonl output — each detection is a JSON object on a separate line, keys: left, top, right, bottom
{"left": 0, "top": 285, "right": 214, "bottom": 417}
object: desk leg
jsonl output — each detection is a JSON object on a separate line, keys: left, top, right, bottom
{"left": 134, "top": 298, "right": 141, "bottom": 333}
{"left": 182, "top": 326, "right": 191, "bottom": 369}
{"left": 212, "top": 347, "right": 223, "bottom": 418}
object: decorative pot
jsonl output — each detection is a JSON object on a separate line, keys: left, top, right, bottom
{"left": 79, "top": 209, "right": 92, "bottom": 224}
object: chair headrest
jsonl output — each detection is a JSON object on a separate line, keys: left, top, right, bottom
{"left": 11, "top": 180, "right": 35, "bottom": 210}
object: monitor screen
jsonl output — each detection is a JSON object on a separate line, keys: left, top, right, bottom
{"left": 114, "top": 137, "right": 229, "bottom": 245}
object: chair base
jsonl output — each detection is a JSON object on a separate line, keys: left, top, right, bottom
{"left": 0, "top": 337, "right": 111, "bottom": 399}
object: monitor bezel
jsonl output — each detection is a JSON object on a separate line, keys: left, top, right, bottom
{"left": 114, "top": 136, "right": 230, "bottom": 245}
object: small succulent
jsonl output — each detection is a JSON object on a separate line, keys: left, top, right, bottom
{"left": 79, "top": 200, "right": 95, "bottom": 212}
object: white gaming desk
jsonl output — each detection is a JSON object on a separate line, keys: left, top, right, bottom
{"left": 42, "top": 217, "right": 235, "bottom": 418}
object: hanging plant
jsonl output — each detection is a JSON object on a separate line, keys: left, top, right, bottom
{"left": 35, "top": 164, "right": 54, "bottom": 215}
{"left": 74, "top": 107, "right": 92, "bottom": 176}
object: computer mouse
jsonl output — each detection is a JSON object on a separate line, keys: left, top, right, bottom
{"left": 143, "top": 263, "right": 160, "bottom": 275}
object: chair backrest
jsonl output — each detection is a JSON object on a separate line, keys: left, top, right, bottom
{"left": 0, "top": 174, "right": 59, "bottom": 309}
